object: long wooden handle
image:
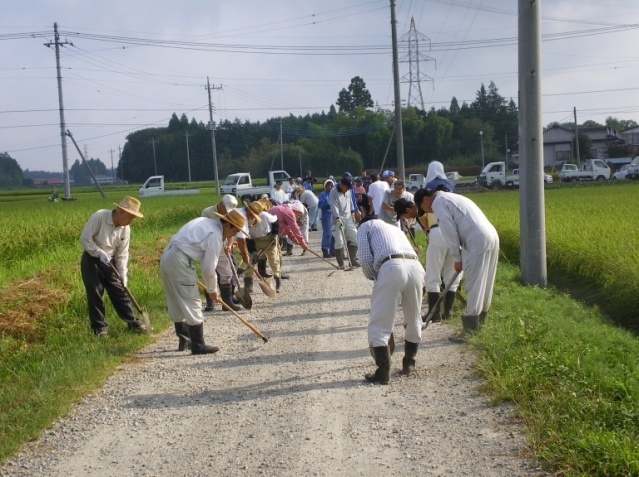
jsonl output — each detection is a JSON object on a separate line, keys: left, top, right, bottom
{"left": 197, "top": 280, "right": 269, "bottom": 342}
{"left": 109, "top": 263, "right": 143, "bottom": 314}
{"left": 304, "top": 247, "right": 340, "bottom": 270}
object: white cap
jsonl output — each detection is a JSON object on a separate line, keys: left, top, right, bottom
{"left": 221, "top": 195, "right": 238, "bottom": 211}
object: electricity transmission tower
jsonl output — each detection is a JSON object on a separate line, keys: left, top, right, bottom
{"left": 400, "top": 17, "right": 435, "bottom": 111}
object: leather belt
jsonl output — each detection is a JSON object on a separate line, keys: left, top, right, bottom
{"left": 380, "top": 253, "right": 417, "bottom": 265}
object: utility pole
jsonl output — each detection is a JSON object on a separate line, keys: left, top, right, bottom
{"left": 390, "top": 0, "right": 405, "bottom": 181}
{"left": 505, "top": 134, "right": 509, "bottom": 172}
{"left": 206, "top": 76, "right": 222, "bottom": 194}
{"left": 109, "top": 148, "right": 115, "bottom": 183}
{"left": 574, "top": 107, "right": 581, "bottom": 167}
{"left": 45, "top": 23, "right": 73, "bottom": 200}
{"left": 185, "top": 131, "right": 192, "bottom": 182}
{"left": 279, "top": 119, "right": 284, "bottom": 170}
{"left": 119, "top": 145, "right": 123, "bottom": 184}
{"left": 479, "top": 130, "right": 485, "bottom": 169}
{"left": 151, "top": 137, "right": 158, "bottom": 175}
{"left": 518, "top": 0, "right": 547, "bottom": 287}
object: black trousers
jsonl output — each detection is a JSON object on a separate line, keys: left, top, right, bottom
{"left": 80, "top": 252, "right": 139, "bottom": 333}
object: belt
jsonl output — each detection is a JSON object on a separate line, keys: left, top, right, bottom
{"left": 427, "top": 224, "right": 438, "bottom": 234}
{"left": 380, "top": 253, "right": 417, "bottom": 265}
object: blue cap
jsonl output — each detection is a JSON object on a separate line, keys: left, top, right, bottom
{"left": 381, "top": 170, "right": 394, "bottom": 179}
{"left": 340, "top": 177, "right": 354, "bottom": 189}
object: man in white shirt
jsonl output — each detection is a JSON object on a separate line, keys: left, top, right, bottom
{"left": 270, "top": 181, "right": 289, "bottom": 204}
{"left": 367, "top": 173, "right": 389, "bottom": 216}
{"left": 80, "top": 196, "right": 145, "bottom": 337}
{"left": 160, "top": 209, "right": 246, "bottom": 355}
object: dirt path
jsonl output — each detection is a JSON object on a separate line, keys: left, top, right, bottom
{"left": 1, "top": 229, "right": 547, "bottom": 477}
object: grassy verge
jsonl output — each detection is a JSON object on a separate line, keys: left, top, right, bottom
{"left": 469, "top": 263, "right": 639, "bottom": 475}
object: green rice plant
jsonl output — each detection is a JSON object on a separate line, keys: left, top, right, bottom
{"left": 470, "top": 182, "right": 639, "bottom": 329}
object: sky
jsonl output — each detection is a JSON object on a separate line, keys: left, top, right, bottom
{"left": 2, "top": 0, "right": 639, "bottom": 173}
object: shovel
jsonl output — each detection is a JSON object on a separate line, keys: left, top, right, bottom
{"left": 248, "top": 263, "right": 277, "bottom": 298}
{"left": 225, "top": 250, "right": 252, "bottom": 310}
{"left": 197, "top": 281, "right": 269, "bottom": 343}
{"left": 109, "top": 263, "right": 152, "bottom": 334}
{"left": 422, "top": 271, "right": 461, "bottom": 330}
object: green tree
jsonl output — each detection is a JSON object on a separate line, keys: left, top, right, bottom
{"left": 606, "top": 116, "right": 638, "bottom": 133}
{"left": 70, "top": 158, "right": 108, "bottom": 184}
{"left": 336, "top": 76, "right": 374, "bottom": 113}
{"left": 0, "top": 152, "right": 23, "bottom": 188}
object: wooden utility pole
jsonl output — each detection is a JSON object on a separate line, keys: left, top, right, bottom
{"left": 574, "top": 107, "right": 581, "bottom": 167}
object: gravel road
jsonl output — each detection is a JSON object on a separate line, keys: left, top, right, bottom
{"left": 1, "top": 229, "right": 548, "bottom": 477}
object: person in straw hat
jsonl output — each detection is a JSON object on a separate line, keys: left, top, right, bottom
{"left": 79, "top": 196, "right": 146, "bottom": 337}
{"left": 200, "top": 195, "right": 239, "bottom": 312}
{"left": 243, "top": 200, "right": 279, "bottom": 294}
{"left": 160, "top": 209, "right": 247, "bottom": 355}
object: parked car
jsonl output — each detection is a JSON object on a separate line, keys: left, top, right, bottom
{"left": 512, "top": 169, "right": 553, "bottom": 184}
{"left": 614, "top": 164, "right": 631, "bottom": 180}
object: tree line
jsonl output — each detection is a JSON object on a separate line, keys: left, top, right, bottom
{"left": 2, "top": 77, "right": 637, "bottom": 188}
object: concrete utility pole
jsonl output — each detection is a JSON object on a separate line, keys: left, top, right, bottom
{"left": 185, "top": 131, "right": 192, "bottom": 182}
{"left": 390, "top": 0, "right": 405, "bottom": 181}
{"left": 45, "top": 23, "right": 73, "bottom": 200}
{"left": 518, "top": 0, "right": 547, "bottom": 287}
{"left": 109, "top": 148, "right": 115, "bottom": 183}
{"left": 151, "top": 137, "right": 158, "bottom": 175}
{"left": 479, "top": 130, "right": 485, "bottom": 169}
{"left": 206, "top": 77, "right": 222, "bottom": 195}
{"left": 119, "top": 145, "right": 123, "bottom": 184}
{"left": 279, "top": 119, "right": 284, "bottom": 171}
{"left": 574, "top": 107, "right": 581, "bottom": 167}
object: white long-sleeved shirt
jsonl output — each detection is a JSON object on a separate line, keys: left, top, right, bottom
{"left": 168, "top": 217, "right": 223, "bottom": 293}
{"left": 80, "top": 209, "right": 130, "bottom": 278}
{"left": 270, "top": 187, "right": 289, "bottom": 204}
{"left": 367, "top": 180, "right": 389, "bottom": 216}
{"left": 431, "top": 192, "right": 498, "bottom": 262}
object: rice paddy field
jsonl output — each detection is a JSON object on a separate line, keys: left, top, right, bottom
{"left": 1, "top": 180, "right": 639, "bottom": 474}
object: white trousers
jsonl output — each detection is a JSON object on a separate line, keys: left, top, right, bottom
{"left": 331, "top": 217, "right": 357, "bottom": 250}
{"left": 425, "top": 227, "right": 463, "bottom": 293}
{"left": 462, "top": 230, "right": 500, "bottom": 316}
{"left": 216, "top": 248, "right": 232, "bottom": 285}
{"left": 368, "top": 258, "right": 425, "bottom": 347}
{"left": 160, "top": 245, "right": 204, "bottom": 326}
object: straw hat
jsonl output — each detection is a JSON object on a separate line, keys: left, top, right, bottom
{"left": 296, "top": 187, "right": 305, "bottom": 195}
{"left": 243, "top": 200, "right": 263, "bottom": 222}
{"left": 113, "top": 196, "right": 143, "bottom": 218}
{"left": 212, "top": 208, "right": 246, "bottom": 231}
{"left": 257, "top": 198, "right": 273, "bottom": 210}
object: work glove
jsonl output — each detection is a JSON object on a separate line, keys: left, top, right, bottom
{"left": 121, "top": 275, "right": 128, "bottom": 288}
{"left": 98, "top": 251, "right": 110, "bottom": 265}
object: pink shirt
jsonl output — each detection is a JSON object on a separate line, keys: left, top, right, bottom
{"left": 267, "top": 205, "right": 306, "bottom": 246}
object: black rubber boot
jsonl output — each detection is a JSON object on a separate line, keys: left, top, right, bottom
{"left": 231, "top": 286, "right": 241, "bottom": 304}
{"left": 258, "top": 259, "right": 272, "bottom": 278}
{"left": 220, "top": 284, "right": 241, "bottom": 311}
{"left": 174, "top": 322, "right": 191, "bottom": 351}
{"left": 402, "top": 341, "right": 419, "bottom": 376}
{"left": 335, "top": 248, "right": 345, "bottom": 269}
{"left": 347, "top": 242, "right": 360, "bottom": 267}
{"left": 284, "top": 243, "right": 293, "bottom": 256}
{"left": 442, "top": 291, "right": 456, "bottom": 320}
{"left": 365, "top": 346, "right": 391, "bottom": 385}
{"left": 244, "top": 277, "right": 254, "bottom": 294}
{"left": 204, "top": 293, "right": 214, "bottom": 312}
{"left": 448, "top": 315, "right": 480, "bottom": 344}
{"left": 425, "top": 292, "right": 441, "bottom": 323}
{"left": 275, "top": 276, "right": 281, "bottom": 292}
{"left": 188, "top": 323, "right": 219, "bottom": 355}
{"left": 322, "top": 249, "right": 331, "bottom": 258}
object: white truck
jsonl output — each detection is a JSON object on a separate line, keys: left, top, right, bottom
{"left": 557, "top": 159, "right": 611, "bottom": 182}
{"left": 220, "top": 170, "right": 291, "bottom": 201}
{"left": 620, "top": 157, "right": 639, "bottom": 180}
{"left": 407, "top": 171, "right": 477, "bottom": 191}
{"left": 138, "top": 176, "right": 200, "bottom": 197}
{"left": 479, "top": 162, "right": 519, "bottom": 190}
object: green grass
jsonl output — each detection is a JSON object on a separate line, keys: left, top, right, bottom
{"left": 470, "top": 263, "right": 639, "bottom": 475}
{"left": 2, "top": 182, "right": 639, "bottom": 474}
